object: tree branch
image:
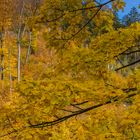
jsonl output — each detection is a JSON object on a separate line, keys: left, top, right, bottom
{"left": 114, "top": 44, "right": 140, "bottom": 58}
{"left": 116, "top": 56, "right": 124, "bottom": 66}
{"left": 53, "top": 0, "right": 115, "bottom": 13}
{"left": 123, "top": 49, "right": 140, "bottom": 55}
{"left": 115, "top": 58, "right": 140, "bottom": 71}
{"left": 68, "top": 0, "right": 115, "bottom": 12}
{"left": 0, "top": 92, "right": 138, "bottom": 138}
{"left": 71, "top": 101, "right": 89, "bottom": 106}
{"left": 68, "top": 7, "right": 102, "bottom": 40}
{"left": 29, "top": 93, "right": 138, "bottom": 128}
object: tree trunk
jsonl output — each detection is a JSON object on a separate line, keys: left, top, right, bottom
{"left": 17, "top": 1, "right": 24, "bottom": 82}
{"left": 25, "top": 31, "right": 32, "bottom": 64}
{"left": 17, "top": 33, "right": 21, "bottom": 82}
{"left": 0, "top": 28, "right": 4, "bottom": 80}
{"left": 8, "top": 48, "right": 12, "bottom": 94}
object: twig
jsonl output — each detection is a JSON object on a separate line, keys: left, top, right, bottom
{"left": 72, "top": 101, "right": 89, "bottom": 106}
{"left": 70, "top": 104, "right": 83, "bottom": 110}
{"left": 115, "top": 58, "right": 140, "bottom": 71}
{"left": 116, "top": 56, "right": 125, "bottom": 66}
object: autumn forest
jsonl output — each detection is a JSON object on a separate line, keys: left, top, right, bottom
{"left": 0, "top": 0, "right": 140, "bottom": 139}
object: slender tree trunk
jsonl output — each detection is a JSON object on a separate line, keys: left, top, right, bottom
{"left": 17, "top": 1, "right": 24, "bottom": 82}
{"left": 25, "top": 31, "right": 32, "bottom": 64}
{"left": 17, "top": 33, "right": 21, "bottom": 82}
{"left": 0, "top": 28, "right": 4, "bottom": 80}
{"left": 8, "top": 48, "right": 12, "bottom": 94}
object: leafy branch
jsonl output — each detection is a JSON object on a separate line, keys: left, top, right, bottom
{"left": 25, "top": 92, "right": 139, "bottom": 128}
{"left": 39, "top": 0, "right": 115, "bottom": 39}
{"left": 68, "top": 0, "right": 115, "bottom": 12}
{"left": 0, "top": 90, "right": 138, "bottom": 138}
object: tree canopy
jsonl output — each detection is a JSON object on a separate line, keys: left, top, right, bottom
{"left": 0, "top": 0, "right": 140, "bottom": 139}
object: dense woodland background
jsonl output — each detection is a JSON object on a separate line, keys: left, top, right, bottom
{"left": 0, "top": 0, "right": 140, "bottom": 139}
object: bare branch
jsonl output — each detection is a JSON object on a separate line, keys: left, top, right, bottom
{"left": 123, "top": 49, "right": 140, "bottom": 55}
{"left": 116, "top": 56, "right": 125, "bottom": 66}
{"left": 70, "top": 104, "right": 83, "bottom": 110}
{"left": 115, "top": 58, "right": 140, "bottom": 71}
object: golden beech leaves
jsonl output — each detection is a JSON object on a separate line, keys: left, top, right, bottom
{"left": 0, "top": 0, "right": 140, "bottom": 139}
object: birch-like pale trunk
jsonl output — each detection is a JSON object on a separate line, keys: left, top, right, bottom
{"left": 17, "top": 1, "right": 24, "bottom": 82}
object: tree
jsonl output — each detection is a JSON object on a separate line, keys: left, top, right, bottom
{"left": 113, "top": 11, "right": 124, "bottom": 29}
{"left": 24, "top": 0, "right": 42, "bottom": 64}
{"left": 0, "top": 0, "right": 13, "bottom": 81}
{"left": 0, "top": 0, "right": 140, "bottom": 140}
{"left": 122, "top": 7, "right": 140, "bottom": 26}
{"left": 11, "top": 0, "right": 42, "bottom": 82}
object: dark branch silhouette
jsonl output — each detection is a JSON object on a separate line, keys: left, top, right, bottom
{"left": 52, "top": 7, "right": 102, "bottom": 42}
{"left": 115, "top": 44, "right": 140, "bottom": 58}
{"left": 53, "top": 0, "right": 115, "bottom": 13}
{"left": 68, "top": 0, "right": 115, "bottom": 12}
{"left": 123, "top": 49, "right": 140, "bottom": 55}
{"left": 0, "top": 91, "right": 138, "bottom": 138}
{"left": 68, "top": 7, "right": 102, "bottom": 40}
{"left": 23, "top": 93, "right": 139, "bottom": 128}
{"left": 115, "top": 58, "right": 140, "bottom": 71}
{"left": 64, "top": 0, "right": 116, "bottom": 40}
{"left": 116, "top": 56, "right": 124, "bottom": 66}
{"left": 71, "top": 100, "right": 89, "bottom": 106}
{"left": 38, "top": 0, "right": 115, "bottom": 24}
